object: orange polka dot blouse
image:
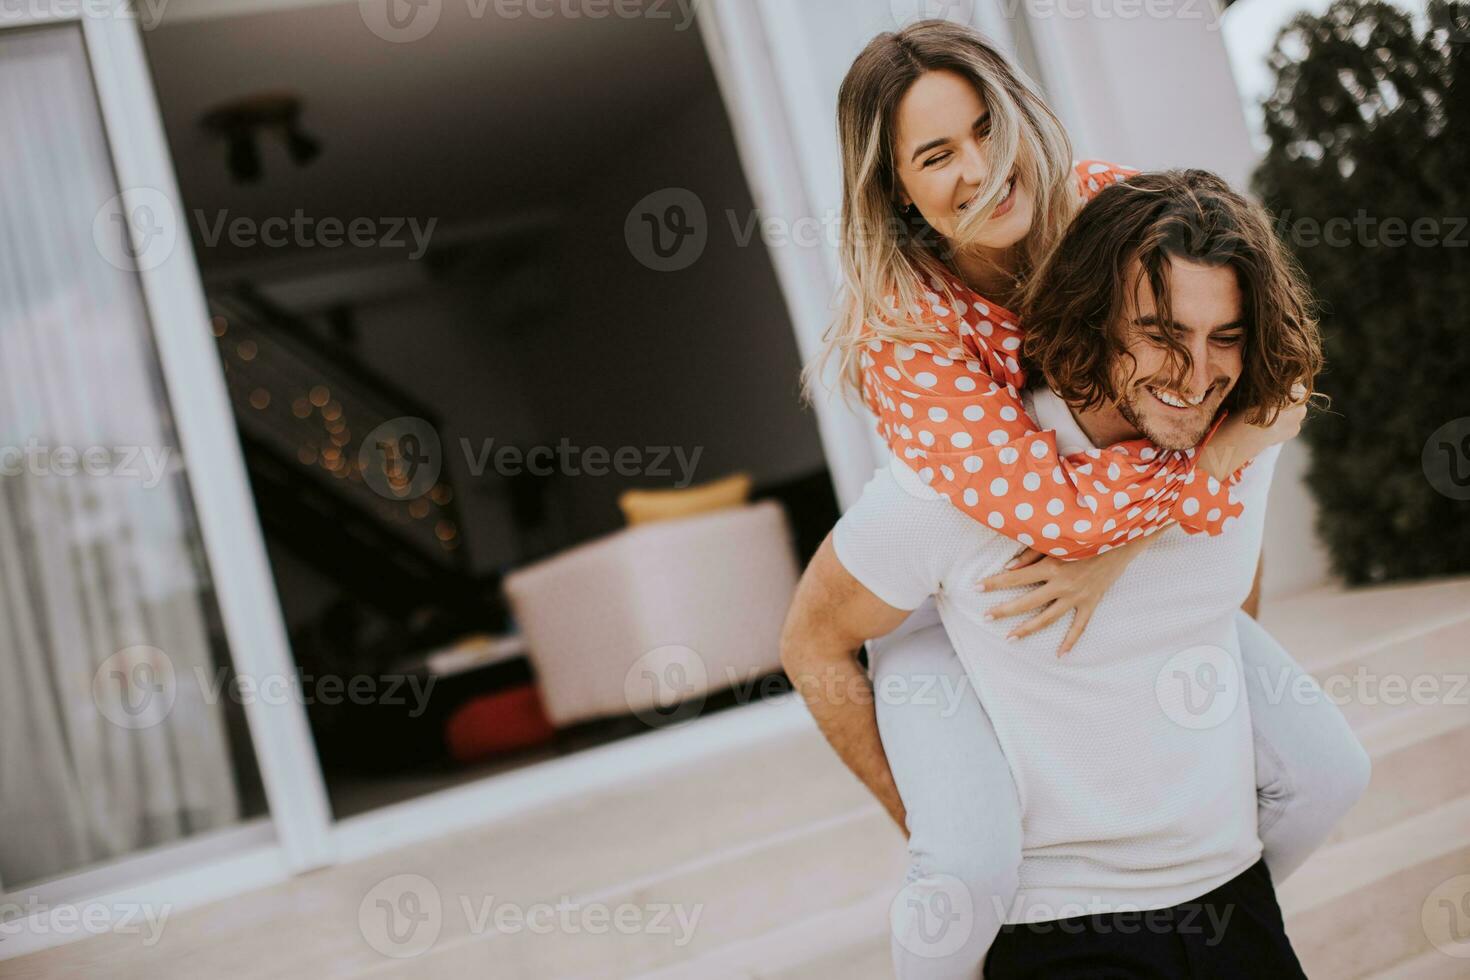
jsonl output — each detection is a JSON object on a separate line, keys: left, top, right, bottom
{"left": 858, "top": 161, "right": 1248, "bottom": 560}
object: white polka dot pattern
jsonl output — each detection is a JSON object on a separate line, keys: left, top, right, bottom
{"left": 857, "top": 161, "right": 1248, "bottom": 559}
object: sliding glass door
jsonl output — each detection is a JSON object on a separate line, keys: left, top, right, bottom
{"left": 0, "top": 5, "right": 332, "bottom": 950}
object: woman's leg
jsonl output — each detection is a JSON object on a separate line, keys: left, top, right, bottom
{"left": 1237, "top": 609, "right": 1373, "bottom": 882}
{"left": 871, "top": 617, "right": 1023, "bottom": 979}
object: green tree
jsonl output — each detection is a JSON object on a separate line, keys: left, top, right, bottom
{"left": 1253, "top": 0, "right": 1470, "bottom": 584}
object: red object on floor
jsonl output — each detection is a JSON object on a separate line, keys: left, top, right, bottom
{"left": 445, "top": 684, "right": 557, "bottom": 763}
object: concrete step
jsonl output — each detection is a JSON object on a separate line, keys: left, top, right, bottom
{"left": 677, "top": 582, "right": 1470, "bottom": 980}
{"left": 1259, "top": 578, "right": 1470, "bottom": 676}
{"left": 1281, "top": 795, "right": 1470, "bottom": 978}
{"left": 11, "top": 699, "right": 888, "bottom": 980}
{"left": 376, "top": 806, "right": 906, "bottom": 979}
{"left": 635, "top": 888, "right": 892, "bottom": 980}
{"left": 1369, "top": 946, "right": 1470, "bottom": 979}
{"left": 1328, "top": 698, "right": 1470, "bottom": 844}
{"left": 1298, "top": 617, "right": 1469, "bottom": 734}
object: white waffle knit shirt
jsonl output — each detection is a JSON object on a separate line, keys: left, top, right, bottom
{"left": 835, "top": 385, "right": 1281, "bottom": 922}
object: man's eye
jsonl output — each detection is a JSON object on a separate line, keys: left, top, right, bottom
{"left": 1213, "top": 334, "right": 1245, "bottom": 346}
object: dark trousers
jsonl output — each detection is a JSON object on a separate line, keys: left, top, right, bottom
{"left": 984, "top": 859, "right": 1308, "bottom": 979}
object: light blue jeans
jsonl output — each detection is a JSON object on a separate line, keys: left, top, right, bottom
{"left": 872, "top": 607, "right": 1371, "bottom": 979}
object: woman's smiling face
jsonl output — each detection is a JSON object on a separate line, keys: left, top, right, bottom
{"left": 892, "top": 69, "right": 1035, "bottom": 252}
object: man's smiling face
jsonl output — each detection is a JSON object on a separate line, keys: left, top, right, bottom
{"left": 1107, "top": 257, "right": 1247, "bottom": 451}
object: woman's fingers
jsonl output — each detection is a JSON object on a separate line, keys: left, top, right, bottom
{"left": 1007, "top": 598, "right": 1070, "bottom": 640}
{"left": 977, "top": 560, "right": 1055, "bottom": 593}
{"left": 1003, "top": 547, "right": 1046, "bottom": 571}
{"left": 986, "top": 583, "right": 1062, "bottom": 621}
{"left": 1057, "top": 603, "right": 1095, "bottom": 657}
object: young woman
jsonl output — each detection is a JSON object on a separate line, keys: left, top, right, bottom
{"left": 810, "top": 20, "right": 1371, "bottom": 977}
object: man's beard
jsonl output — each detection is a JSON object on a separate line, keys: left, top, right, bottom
{"left": 1116, "top": 385, "right": 1217, "bottom": 451}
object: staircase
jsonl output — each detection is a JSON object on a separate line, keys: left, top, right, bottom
{"left": 210, "top": 285, "right": 475, "bottom": 615}
{"left": 11, "top": 578, "right": 1469, "bottom": 979}
{"left": 624, "top": 577, "right": 1470, "bottom": 980}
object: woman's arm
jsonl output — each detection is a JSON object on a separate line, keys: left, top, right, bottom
{"left": 861, "top": 331, "right": 1246, "bottom": 558}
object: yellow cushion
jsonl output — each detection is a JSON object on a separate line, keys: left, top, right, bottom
{"left": 618, "top": 472, "right": 753, "bottom": 526}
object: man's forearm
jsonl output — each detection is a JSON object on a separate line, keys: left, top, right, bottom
{"left": 785, "top": 645, "right": 909, "bottom": 836}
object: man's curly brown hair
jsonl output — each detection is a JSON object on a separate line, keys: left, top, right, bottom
{"left": 1018, "top": 169, "right": 1322, "bottom": 424}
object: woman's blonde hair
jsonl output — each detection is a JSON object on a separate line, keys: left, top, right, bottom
{"left": 804, "top": 19, "right": 1076, "bottom": 403}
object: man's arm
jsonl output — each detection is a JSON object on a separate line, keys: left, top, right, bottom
{"left": 780, "top": 532, "right": 914, "bottom": 835}
{"left": 1242, "top": 554, "right": 1264, "bottom": 619}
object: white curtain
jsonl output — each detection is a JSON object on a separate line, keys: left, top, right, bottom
{"left": 0, "top": 25, "right": 240, "bottom": 889}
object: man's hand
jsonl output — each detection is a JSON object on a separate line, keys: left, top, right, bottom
{"left": 781, "top": 533, "right": 913, "bottom": 834}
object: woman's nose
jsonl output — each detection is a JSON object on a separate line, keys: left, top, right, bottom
{"left": 959, "top": 141, "right": 989, "bottom": 190}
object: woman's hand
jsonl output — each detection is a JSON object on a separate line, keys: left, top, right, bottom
{"left": 1202, "top": 383, "right": 1310, "bottom": 480}
{"left": 976, "top": 539, "right": 1150, "bottom": 655}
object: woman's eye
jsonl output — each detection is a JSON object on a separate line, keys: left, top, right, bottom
{"left": 1213, "top": 335, "right": 1245, "bottom": 346}
{"left": 923, "top": 152, "right": 951, "bottom": 169}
